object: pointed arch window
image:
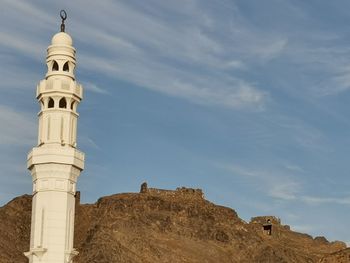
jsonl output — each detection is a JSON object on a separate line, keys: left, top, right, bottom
{"left": 48, "top": 98, "right": 54, "bottom": 108}
{"left": 52, "top": 60, "right": 59, "bottom": 71}
{"left": 63, "top": 61, "right": 69, "bottom": 72}
{"left": 70, "top": 100, "right": 75, "bottom": 110}
{"left": 59, "top": 97, "right": 67, "bottom": 109}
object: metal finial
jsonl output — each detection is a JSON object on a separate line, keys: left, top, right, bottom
{"left": 60, "top": 10, "right": 67, "bottom": 32}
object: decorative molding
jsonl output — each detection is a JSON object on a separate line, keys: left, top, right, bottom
{"left": 24, "top": 247, "right": 47, "bottom": 260}
{"left": 65, "top": 248, "right": 79, "bottom": 263}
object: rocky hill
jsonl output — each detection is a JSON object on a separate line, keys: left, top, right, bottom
{"left": 0, "top": 183, "right": 348, "bottom": 263}
{"left": 319, "top": 248, "right": 350, "bottom": 263}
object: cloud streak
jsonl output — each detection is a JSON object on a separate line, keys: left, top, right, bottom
{"left": 0, "top": 105, "right": 36, "bottom": 146}
{"left": 220, "top": 162, "right": 350, "bottom": 208}
{"left": 82, "top": 82, "right": 109, "bottom": 95}
{"left": 218, "top": 163, "right": 302, "bottom": 201}
{"left": 1, "top": 0, "right": 270, "bottom": 110}
{"left": 301, "top": 196, "right": 350, "bottom": 206}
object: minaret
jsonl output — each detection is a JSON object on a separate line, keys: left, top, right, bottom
{"left": 25, "top": 11, "right": 84, "bottom": 263}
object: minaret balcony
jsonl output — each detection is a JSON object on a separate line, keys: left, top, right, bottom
{"left": 37, "top": 78, "right": 83, "bottom": 99}
{"left": 27, "top": 146, "right": 85, "bottom": 171}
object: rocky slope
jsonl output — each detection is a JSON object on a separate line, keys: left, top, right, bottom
{"left": 0, "top": 184, "right": 347, "bottom": 263}
{"left": 319, "top": 248, "right": 350, "bottom": 263}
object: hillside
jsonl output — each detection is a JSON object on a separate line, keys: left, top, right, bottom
{"left": 0, "top": 184, "right": 348, "bottom": 263}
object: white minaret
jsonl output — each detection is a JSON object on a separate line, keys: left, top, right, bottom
{"left": 25, "top": 11, "right": 84, "bottom": 263}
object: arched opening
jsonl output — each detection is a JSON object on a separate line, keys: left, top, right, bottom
{"left": 48, "top": 98, "right": 54, "bottom": 108}
{"left": 263, "top": 219, "right": 272, "bottom": 236}
{"left": 70, "top": 100, "right": 75, "bottom": 110}
{"left": 59, "top": 98, "right": 67, "bottom": 108}
{"left": 52, "top": 60, "right": 59, "bottom": 71}
{"left": 63, "top": 61, "right": 69, "bottom": 72}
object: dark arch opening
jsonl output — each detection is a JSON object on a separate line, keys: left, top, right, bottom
{"left": 52, "top": 60, "right": 59, "bottom": 71}
{"left": 59, "top": 98, "right": 67, "bottom": 109}
{"left": 48, "top": 98, "right": 54, "bottom": 108}
{"left": 70, "top": 101, "right": 75, "bottom": 110}
{"left": 63, "top": 62, "right": 69, "bottom": 72}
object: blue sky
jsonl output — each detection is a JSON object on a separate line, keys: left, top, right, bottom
{"left": 1, "top": 0, "right": 350, "bottom": 244}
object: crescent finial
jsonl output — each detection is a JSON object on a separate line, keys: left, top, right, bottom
{"left": 60, "top": 10, "right": 67, "bottom": 32}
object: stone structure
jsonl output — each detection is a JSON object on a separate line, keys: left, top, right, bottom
{"left": 250, "top": 216, "right": 282, "bottom": 237}
{"left": 140, "top": 182, "right": 204, "bottom": 199}
{"left": 24, "top": 13, "right": 84, "bottom": 263}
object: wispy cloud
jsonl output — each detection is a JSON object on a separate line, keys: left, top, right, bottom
{"left": 1, "top": 0, "right": 271, "bottom": 110}
{"left": 0, "top": 32, "right": 45, "bottom": 60}
{"left": 220, "top": 162, "right": 350, "bottom": 207}
{"left": 268, "top": 181, "right": 299, "bottom": 201}
{"left": 82, "top": 82, "right": 109, "bottom": 95}
{"left": 282, "top": 40, "right": 350, "bottom": 97}
{"left": 327, "top": 66, "right": 350, "bottom": 95}
{"left": 79, "top": 136, "right": 101, "bottom": 150}
{"left": 218, "top": 163, "right": 302, "bottom": 201}
{"left": 0, "top": 105, "right": 36, "bottom": 146}
{"left": 0, "top": 55, "right": 41, "bottom": 90}
{"left": 224, "top": 60, "right": 246, "bottom": 70}
{"left": 72, "top": 0, "right": 270, "bottom": 109}
{"left": 0, "top": 105, "right": 35, "bottom": 202}
{"left": 2, "top": 0, "right": 54, "bottom": 26}
{"left": 262, "top": 114, "right": 328, "bottom": 151}
{"left": 301, "top": 196, "right": 350, "bottom": 206}
{"left": 285, "top": 164, "right": 305, "bottom": 173}
{"left": 253, "top": 38, "right": 288, "bottom": 61}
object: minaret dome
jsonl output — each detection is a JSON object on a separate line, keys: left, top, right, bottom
{"left": 52, "top": 32, "right": 73, "bottom": 46}
{"left": 46, "top": 31, "right": 76, "bottom": 80}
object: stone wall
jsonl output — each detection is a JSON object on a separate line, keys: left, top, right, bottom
{"left": 140, "top": 182, "right": 204, "bottom": 199}
{"left": 250, "top": 216, "right": 281, "bottom": 225}
{"left": 250, "top": 216, "right": 282, "bottom": 237}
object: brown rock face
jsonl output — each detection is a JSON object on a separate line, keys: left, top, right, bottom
{"left": 0, "top": 195, "right": 32, "bottom": 263}
{"left": 319, "top": 248, "right": 350, "bottom": 263}
{"left": 0, "top": 187, "right": 347, "bottom": 263}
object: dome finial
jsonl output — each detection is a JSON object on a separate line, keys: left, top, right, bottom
{"left": 60, "top": 10, "right": 67, "bottom": 32}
